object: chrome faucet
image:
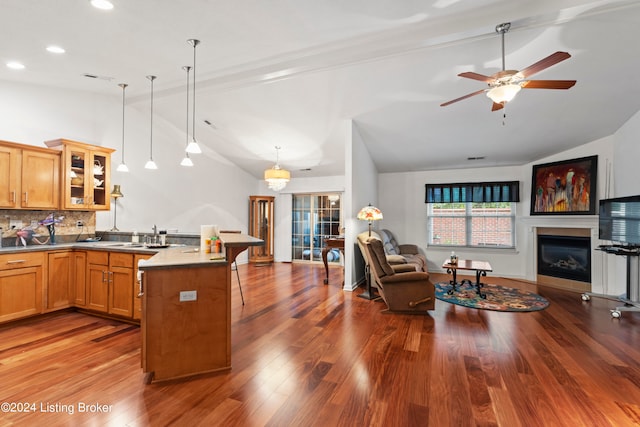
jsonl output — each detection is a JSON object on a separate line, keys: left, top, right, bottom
{"left": 150, "top": 224, "right": 158, "bottom": 245}
{"left": 0, "top": 227, "right": 3, "bottom": 248}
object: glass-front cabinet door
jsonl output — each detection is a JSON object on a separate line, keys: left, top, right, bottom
{"left": 45, "top": 139, "right": 113, "bottom": 211}
{"left": 292, "top": 194, "right": 342, "bottom": 263}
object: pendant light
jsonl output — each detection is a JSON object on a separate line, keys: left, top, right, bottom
{"left": 185, "top": 39, "right": 202, "bottom": 154}
{"left": 264, "top": 146, "right": 290, "bottom": 191}
{"left": 116, "top": 83, "right": 129, "bottom": 172}
{"left": 180, "top": 66, "right": 194, "bottom": 167}
{"left": 145, "top": 75, "right": 158, "bottom": 170}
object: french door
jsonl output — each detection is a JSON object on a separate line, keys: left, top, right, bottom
{"left": 292, "top": 194, "right": 342, "bottom": 263}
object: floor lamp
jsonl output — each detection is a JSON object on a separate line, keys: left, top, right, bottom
{"left": 110, "top": 185, "right": 123, "bottom": 231}
{"left": 357, "top": 204, "right": 383, "bottom": 299}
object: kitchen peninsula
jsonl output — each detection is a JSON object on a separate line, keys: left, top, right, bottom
{"left": 139, "top": 232, "right": 262, "bottom": 382}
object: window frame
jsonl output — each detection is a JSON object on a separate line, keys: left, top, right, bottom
{"left": 428, "top": 201, "right": 516, "bottom": 249}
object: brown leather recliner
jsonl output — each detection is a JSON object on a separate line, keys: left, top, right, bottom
{"left": 364, "top": 237, "right": 435, "bottom": 314}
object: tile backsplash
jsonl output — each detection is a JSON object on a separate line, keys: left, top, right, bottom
{"left": 0, "top": 210, "right": 96, "bottom": 246}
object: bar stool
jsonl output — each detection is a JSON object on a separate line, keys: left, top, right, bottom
{"left": 220, "top": 230, "right": 244, "bottom": 305}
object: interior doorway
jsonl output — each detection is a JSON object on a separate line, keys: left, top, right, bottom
{"left": 292, "top": 193, "right": 343, "bottom": 264}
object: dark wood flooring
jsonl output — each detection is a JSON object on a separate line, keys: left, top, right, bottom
{"left": 1, "top": 263, "right": 639, "bottom": 426}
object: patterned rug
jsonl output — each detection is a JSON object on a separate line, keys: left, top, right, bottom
{"left": 435, "top": 281, "right": 549, "bottom": 312}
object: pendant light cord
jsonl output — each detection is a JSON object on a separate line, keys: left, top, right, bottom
{"left": 150, "top": 78, "right": 154, "bottom": 159}
{"left": 119, "top": 83, "right": 127, "bottom": 160}
{"left": 185, "top": 66, "right": 190, "bottom": 147}
{"left": 192, "top": 40, "right": 198, "bottom": 142}
{"left": 147, "top": 75, "right": 156, "bottom": 160}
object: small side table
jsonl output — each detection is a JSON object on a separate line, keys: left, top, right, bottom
{"left": 323, "top": 238, "right": 345, "bottom": 285}
{"left": 442, "top": 259, "right": 493, "bottom": 298}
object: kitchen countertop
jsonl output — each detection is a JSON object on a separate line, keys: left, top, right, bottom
{"left": 0, "top": 240, "right": 173, "bottom": 255}
{"left": 139, "top": 233, "right": 263, "bottom": 270}
{"left": 0, "top": 232, "right": 264, "bottom": 268}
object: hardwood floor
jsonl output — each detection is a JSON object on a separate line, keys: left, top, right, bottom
{"left": 1, "top": 263, "right": 640, "bottom": 426}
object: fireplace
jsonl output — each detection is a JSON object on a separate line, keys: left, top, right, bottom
{"left": 537, "top": 234, "right": 591, "bottom": 283}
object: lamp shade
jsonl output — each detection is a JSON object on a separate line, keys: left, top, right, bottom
{"left": 110, "top": 184, "right": 123, "bottom": 198}
{"left": 264, "top": 166, "right": 291, "bottom": 191}
{"left": 487, "top": 84, "right": 521, "bottom": 104}
{"left": 357, "top": 204, "right": 383, "bottom": 221}
{"left": 264, "top": 146, "right": 290, "bottom": 191}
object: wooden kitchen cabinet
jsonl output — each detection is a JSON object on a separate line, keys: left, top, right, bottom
{"left": 45, "top": 138, "right": 114, "bottom": 211}
{"left": 86, "top": 251, "right": 134, "bottom": 318}
{"left": 0, "top": 140, "right": 60, "bottom": 210}
{"left": 0, "top": 252, "right": 44, "bottom": 323}
{"left": 46, "top": 251, "right": 73, "bottom": 311}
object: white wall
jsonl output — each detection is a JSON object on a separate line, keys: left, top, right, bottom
{"left": 347, "top": 121, "right": 379, "bottom": 289}
{"left": 378, "top": 136, "right": 615, "bottom": 290}
{"left": 608, "top": 110, "right": 640, "bottom": 296}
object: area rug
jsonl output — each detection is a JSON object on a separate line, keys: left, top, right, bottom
{"left": 435, "top": 282, "right": 549, "bottom": 312}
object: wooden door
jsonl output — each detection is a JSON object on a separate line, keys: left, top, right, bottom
{"left": 109, "top": 266, "right": 133, "bottom": 318}
{"left": 0, "top": 145, "right": 19, "bottom": 208}
{"left": 21, "top": 149, "right": 59, "bottom": 209}
{"left": 86, "top": 262, "right": 109, "bottom": 313}
{"left": 46, "top": 252, "right": 72, "bottom": 310}
{"left": 72, "top": 251, "right": 87, "bottom": 306}
{"left": 0, "top": 267, "right": 43, "bottom": 323}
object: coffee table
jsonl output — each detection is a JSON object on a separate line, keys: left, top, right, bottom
{"left": 442, "top": 259, "right": 493, "bottom": 299}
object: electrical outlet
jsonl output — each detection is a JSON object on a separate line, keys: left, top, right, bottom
{"left": 76, "top": 220, "right": 84, "bottom": 228}
{"left": 30, "top": 220, "right": 38, "bottom": 228}
{"left": 179, "top": 290, "right": 197, "bottom": 302}
{"left": 9, "top": 219, "right": 22, "bottom": 229}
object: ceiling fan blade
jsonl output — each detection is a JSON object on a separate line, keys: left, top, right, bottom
{"left": 491, "top": 102, "right": 504, "bottom": 112}
{"left": 440, "top": 89, "right": 487, "bottom": 107}
{"left": 458, "top": 72, "right": 494, "bottom": 83}
{"left": 521, "top": 80, "right": 577, "bottom": 89}
{"left": 519, "top": 51, "right": 571, "bottom": 78}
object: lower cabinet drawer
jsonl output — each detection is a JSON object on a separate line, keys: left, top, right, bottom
{"left": 0, "top": 252, "right": 44, "bottom": 271}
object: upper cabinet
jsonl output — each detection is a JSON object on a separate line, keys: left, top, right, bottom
{"left": 0, "top": 140, "right": 60, "bottom": 210}
{"left": 45, "top": 139, "right": 114, "bottom": 211}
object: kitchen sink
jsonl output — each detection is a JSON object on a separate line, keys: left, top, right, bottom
{"left": 91, "top": 242, "right": 144, "bottom": 248}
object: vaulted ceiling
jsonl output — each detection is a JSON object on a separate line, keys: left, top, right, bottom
{"left": 2, "top": 0, "right": 639, "bottom": 178}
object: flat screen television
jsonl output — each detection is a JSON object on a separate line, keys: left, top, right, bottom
{"left": 599, "top": 195, "right": 640, "bottom": 246}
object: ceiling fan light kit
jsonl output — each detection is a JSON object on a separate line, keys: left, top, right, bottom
{"left": 441, "top": 22, "right": 576, "bottom": 111}
{"left": 487, "top": 83, "right": 521, "bottom": 104}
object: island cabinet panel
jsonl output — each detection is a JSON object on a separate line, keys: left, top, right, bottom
{"left": 0, "top": 252, "right": 44, "bottom": 323}
{"left": 142, "top": 263, "right": 230, "bottom": 382}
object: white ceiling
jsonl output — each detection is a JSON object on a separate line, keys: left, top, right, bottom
{"left": 2, "top": 0, "right": 640, "bottom": 178}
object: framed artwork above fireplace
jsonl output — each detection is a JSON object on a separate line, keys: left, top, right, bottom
{"left": 530, "top": 155, "right": 597, "bottom": 215}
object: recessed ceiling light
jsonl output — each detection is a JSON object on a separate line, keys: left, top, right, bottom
{"left": 6, "top": 61, "right": 25, "bottom": 70}
{"left": 90, "top": 0, "right": 114, "bottom": 10}
{"left": 46, "top": 45, "right": 66, "bottom": 54}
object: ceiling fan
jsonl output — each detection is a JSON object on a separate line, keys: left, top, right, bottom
{"left": 440, "top": 22, "right": 576, "bottom": 111}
